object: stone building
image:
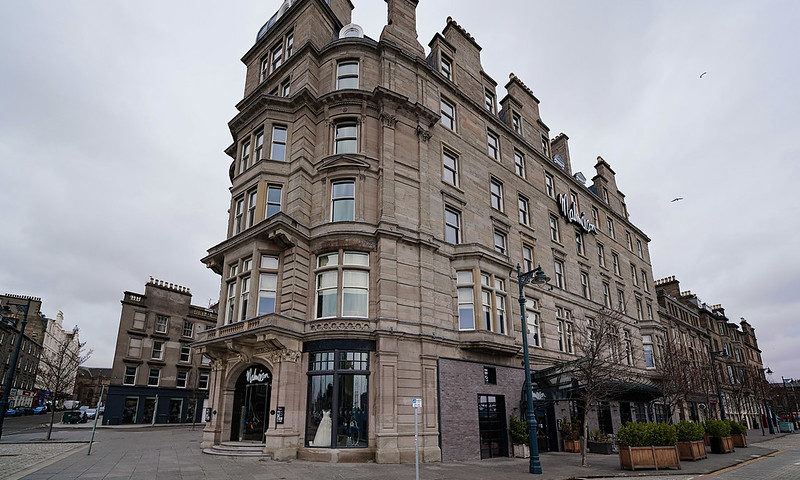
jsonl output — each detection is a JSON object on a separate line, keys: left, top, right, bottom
{"left": 74, "top": 366, "right": 112, "bottom": 407}
{"left": 194, "top": 0, "right": 663, "bottom": 463}
{"left": 655, "top": 276, "right": 766, "bottom": 428}
{"left": 33, "top": 310, "right": 81, "bottom": 398}
{"left": 104, "top": 279, "right": 216, "bottom": 425}
{"left": 0, "top": 294, "right": 44, "bottom": 408}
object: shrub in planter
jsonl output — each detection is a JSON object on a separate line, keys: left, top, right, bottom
{"left": 560, "top": 419, "right": 581, "bottom": 452}
{"left": 727, "top": 420, "right": 747, "bottom": 447}
{"left": 704, "top": 420, "right": 734, "bottom": 454}
{"left": 588, "top": 429, "right": 614, "bottom": 454}
{"left": 618, "top": 423, "right": 680, "bottom": 471}
{"left": 509, "top": 416, "right": 530, "bottom": 457}
{"left": 676, "top": 422, "right": 707, "bottom": 461}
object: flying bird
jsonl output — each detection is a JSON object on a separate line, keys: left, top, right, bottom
{"left": 699, "top": 72, "right": 707, "bottom": 78}
{"left": 671, "top": 197, "right": 684, "bottom": 203}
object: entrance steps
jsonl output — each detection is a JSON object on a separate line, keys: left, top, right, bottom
{"left": 202, "top": 441, "right": 270, "bottom": 458}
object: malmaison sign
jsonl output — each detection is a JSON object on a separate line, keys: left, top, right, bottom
{"left": 557, "top": 193, "right": 597, "bottom": 235}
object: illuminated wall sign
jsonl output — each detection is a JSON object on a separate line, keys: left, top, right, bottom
{"left": 557, "top": 193, "right": 597, "bottom": 235}
{"left": 245, "top": 366, "right": 271, "bottom": 384}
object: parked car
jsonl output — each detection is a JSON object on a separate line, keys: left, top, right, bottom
{"left": 3, "top": 408, "right": 21, "bottom": 417}
{"left": 85, "top": 408, "right": 97, "bottom": 419}
{"left": 62, "top": 411, "right": 88, "bottom": 424}
{"left": 17, "top": 407, "right": 35, "bottom": 415}
{"left": 33, "top": 406, "right": 48, "bottom": 414}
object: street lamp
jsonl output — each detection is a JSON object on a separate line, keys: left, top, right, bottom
{"left": 757, "top": 367, "right": 774, "bottom": 435}
{"left": 0, "top": 298, "right": 32, "bottom": 440}
{"left": 709, "top": 349, "right": 728, "bottom": 420}
{"left": 516, "top": 264, "right": 550, "bottom": 475}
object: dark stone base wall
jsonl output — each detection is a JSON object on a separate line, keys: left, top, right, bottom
{"left": 437, "top": 357, "right": 525, "bottom": 462}
{"left": 104, "top": 385, "right": 207, "bottom": 425}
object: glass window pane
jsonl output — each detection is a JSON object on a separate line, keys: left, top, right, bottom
{"left": 332, "top": 182, "right": 355, "bottom": 198}
{"left": 343, "top": 252, "right": 369, "bottom": 266}
{"left": 268, "top": 187, "right": 282, "bottom": 203}
{"left": 332, "top": 199, "right": 355, "bottom": 222}
{"left": 342, "top": 289, "right": 368, "bottom": 317}
{"left": 317, "top": 289, "right": 337, "bottom": 318}
{"left": 338, "top": 62, "right": 358, "bottom": 76}
{"left": 318, "top": 253, "right": 338, "bottom": 268}
{"left": 306, "top": 374, "right": 334, "bottom": 447}
{"left": 260, "top": 273, "right": 277, "bottom": 290}
{"left": 261, "top": 255, "right": 279, "bottom": 269}
{"left": 343, "top": 270, "right": 368, "bottom": 287}
{"left": 336, "top": 374, "right": 369, "bottom": 447}
{"left": 273, "top": 127, "right": 287, "bottom": 142}
{"left": 335, "top": 125, "right": 358, "bottom": 140}
{"left": 456, "top": 271, "right": 472, "bottom": 284}
{"left": 337, "top": 76, "right": 359, "bottom": 89}
{"left": 318, "top": 271, "right": 337, "bottom": 289}
{"left": 271, "top": 143, "right": 286, "bottom": 161}
{"left": 258, "top": 292, "right": 275, "bottom": 315}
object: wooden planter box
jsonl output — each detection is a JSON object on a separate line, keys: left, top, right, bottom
{"left": 731, "top": 433, "right": 747, "bottom": 448}
{"left": 563, "top": 439, "right": 581, "bottom": 453}
{"left": 703, "top": 433, "right": 711, "bottom": 446}
{"left": 677, "top": 440, "right": 707, "bottom": 461}
{"left": 513, "top": 444, "right": 530, "bottom": 458}
{"left": 710, "top": 436, "right": 735, "bottom": 454}
{"left": 587, "top": 441, "right": 614, "bottom": 455}
{"left": 619, "top": 445, "right": 681, "bottom": 471}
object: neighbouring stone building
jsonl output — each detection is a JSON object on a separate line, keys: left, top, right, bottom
{"left": 74, "top": 366, "right": 113, "bottom": 407}
{"left": 194, "top": 0, "right": 665, "bottom": 463}
{"left": 33, "top": 310, "right": 81, "bottom": 399}
{"left": 655, "top": 276, "right": 766, "bottom": 429}
{"left": 104, "top": 279, "right": 216, "bottom": 425}
{"left": 0, "top": 294, "right": 44, "bottom": 408}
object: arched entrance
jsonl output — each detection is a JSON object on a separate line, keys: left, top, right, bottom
{"left": 231, "top": 364, "right": 272, "bottom": 442}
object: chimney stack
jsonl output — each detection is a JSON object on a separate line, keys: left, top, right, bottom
{"left": 380, "top": 0, "right": 424, "bottom": 58}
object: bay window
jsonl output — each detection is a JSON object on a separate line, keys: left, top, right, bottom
{"left": 331, "top": 180, "right": 355, "bottom": 221}
{"left": 315, "top": 251, "right": 369, "bottom": 318}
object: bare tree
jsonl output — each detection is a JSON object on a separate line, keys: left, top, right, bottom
{"left": 38, "top": 336, "right": 91, "bottom": 440}
{"left": 567, "top": 307, "right": 638, "bottom": 467}
{"left": 655, "top": 336, "right": 695, "bottom": 421}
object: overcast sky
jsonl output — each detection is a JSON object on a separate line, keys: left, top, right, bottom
{"left": 1, "top": 1, "right": 797, "bottom": 379}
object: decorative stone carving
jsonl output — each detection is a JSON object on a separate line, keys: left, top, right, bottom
{"left": 380, "top": 113, "right": 398, "bottom": 129}
{"left": 309, "top": 321, "right": 371, "bottom": 332}
{"left": 265, "top": 349, "right": 302, "bottom": 364}
{"left": 416, "top": 125, "right": 432, "bottom": 141}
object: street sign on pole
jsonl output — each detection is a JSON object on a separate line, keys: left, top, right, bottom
{"left": 412, "top": 398, "right": 422, "bottom": 480}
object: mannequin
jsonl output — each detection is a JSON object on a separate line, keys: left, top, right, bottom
{"left": 312, "top": 410, "right": 332, "bottom": 447}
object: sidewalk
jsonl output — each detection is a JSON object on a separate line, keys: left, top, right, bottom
{"left": 16, "top": 428, "right": 796, "bottom": 480}
{"left": 52, "top": 421, "right": 206, "bottom": 430}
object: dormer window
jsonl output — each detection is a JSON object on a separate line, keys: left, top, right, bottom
{"left": 440, "top": 54, "right": 453, "bottom": 80}
{"left": 512, "top": 112, "right": 523, "bottom": 135}
{"left": 484, "top": 89, "right": 496, "bottom": 114}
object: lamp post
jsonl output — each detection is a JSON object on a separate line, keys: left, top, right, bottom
{"left": 0, "top": 298, "right": 32, "bottom": 440}
{"left": 516, "top": 264, "right": 550, "bottom": 475}
{"left": 758, "top": 367, "right": 775, "bottom": 434}
{"left": 709, "top": 349, "right": 728, "bottom": 420}
{"left": 781, "top": 377, "right": 797, "bottom": 428}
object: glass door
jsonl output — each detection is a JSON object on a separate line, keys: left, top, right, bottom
{"left": 478, "top": 394, "right": 508, "bottom": 459}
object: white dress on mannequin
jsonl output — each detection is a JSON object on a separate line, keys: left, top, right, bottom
{"left": 312, "top": 410, "right": 332, "bottom": 447}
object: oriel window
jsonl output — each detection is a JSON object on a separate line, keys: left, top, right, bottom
{"left": 331, "top": 181, "right": 355, "bottom": 222}
{"left": 336, "top": 61, "right": 359, "bottom": 89}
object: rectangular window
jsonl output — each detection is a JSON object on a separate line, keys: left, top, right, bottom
{"left": 176, "top": 371, "right": 187, "bottom": 388}
{"left": 260, "top": 55, "right": 270, "bottom": 82}
{"left": 641, "top": 270, "right": 649, "bottom": 292}
{"left": 566, "top": 322, "right": 574, "bottom": 353}
{"left": 147, "top": 368, "right": 160, "bottom": 386}
{"left": 602, "top": 282, "right": 611, "bottom": 308}
{"left": 484, "top": 89, "right": 496, "bottom": 113}
{"left": 544, "top": 172, "right": 554, "bottom": 197}
{"left": 445, "top": 207, "right": 461, "bottom": 244}
{"left": 152, "top": 341, "right": 164, "bottom": 360}
{"left": 612, "top": 252, "right": 620, "bottom": 275}
{"left": 440, "top": 98, "right": 455, "bottom": 130}
{"left": 442, "top": 149, "right": 458, "bottom": 186}
{"left": 490, "top": 179, "right": 503, "bottom": 212}
{"left": 522, "top": 244, "right": 535, "bottom": 272}
{"left": 182, "top": 321, "right": 194, "bottom": 338}
{"left": 483, "top": 366, "right": 497, "bottom": 385}
{"left": 541, "top": 135, "right": 549, "bottom": 157}
{"left": 626, "top": 231, "right": 633, "bottom": 251}
{"left": 261, "top": 254, "right": 279, "bottom": 270}
{"left": 493, "top": 230, "right": 507, "bottom": 255}
{"left": 123, "top": 366, "right": 136, "bottom": 385}
{"left": 281, "top": 78, "right": 291, "bottom": 97}
{"left": 247, "top": 189, "right": 258, "bottom": 227}
{"left": 526, "top": 298, "right": 541, "bottom": 347}
{"left": 575, "top": 230, "right": 585, "bottom": 255}
{"left": 635, "top": 298, "right": 643, "bottom": 320}
{"left": 242, "top": 257, "right": 252, "bottom": 272}
{"left": 481, "top": 290, "right": 491, "bottom": 331}
{"left": 643, "top": 335, "right": 655, "bottom": 368}
{"left": 234, "top": 197, "right": 244, "bottom": 234}
{"left": 624, "top": 330, "right": 632, "bottom": 365}
{"left": 617, "top": 289, "right": 626, "bottom": 313}
{"left": 334, "top": 122, "right": 357, "bottom": 154}
{"left": 597, "top": 243, "right": 606, "bottom": 267}
{"left": 554, "top": 259, "right": 565, "bottom": 289}
{"left": 549, "top": 215, "right": 560, "bottom": 242}
{"left": 254, "top": 131, "right": 264, "bottom": 162}
{"left": 180, "top": 346, "right": 191, "bottom": 363}
{"left": 258, "top": 273, "right": 278, "bottom": 315}
{"left": 457, "top": 274, "right": 475, "bottom": 330}
{"left": 591, "top": 207, "right": 599, "bottom": 227}
{"left": 336, "top": 61, "right": 359, "bottom": 89}
{"left": 518, "top": 195, "right": 530, "bottom": 226}
{"left": 132, "top": 312, "right": 145, "bottom": 330}
{"left": 270, "top": 43, "right": 283, "bottom": 72}
{"left": 226, "top": 282, "right": 236, "bottom": 324}
{"left": 630, "top": 264, "right": 639, "bottom": 286}
{"left": 637, "top": 239, "right": 644, "bottom": 259}
{"left": 285, "top": 31, "right": 294, "bottom": 57}
{"left": 514, "top": 150, "right": 525, "bottom": 178}
{"left": 512, "top": 112, "right": 523, "bottom": 135}
{"left": 266, "top": 185, "right": 282, "bottom": 218}
{"left": 440, "top": 54, "right": 452, "bottom": 80}
{"left": 495, "top": 288, "right": 506, "bottom": 334}
{"left": 331, "top": 180, "right": 355, "bottom": 221}
{"left": 271, "top": 126, "right": 287, "bottom": 161}
{"left": 557, "top": 320, "right": 565, "bottom": 352}
{"left": 198, "top": 373, "right": 209, "bottom": 390}
{"left": 647, "top": 303, "right": 653, "bottom": 320}
{"left": 316, "top": 270, "right": 337, "bottom": 318}
{"left": 155, "top": 315, "right": 168, "bottom": 334}
{"left": 580, "top": 271, "right": 591, "bottom": 300}
{"left": 240, "top": 276, "right": 250, "bottom": 321}
{"left": 487, "top": 130, "right": 499, "bottom": 160}
{"left": 606, "top": 217, "right": 615, "bottom": 239}
{"left": 342, "top": 269, "right": 369, "bottom": 317}
{"left": 239, "top": 141, "right": 251, "bottom": 173}
{"left": 127, "top": 338, "right": 142, "bottom": 358}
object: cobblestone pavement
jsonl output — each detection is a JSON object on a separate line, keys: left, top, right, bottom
{"left": 9, "top": 427, "right": 796, "bottom": 480}
{"left": 0, "top": 442, "right": 86, "bottom": 479}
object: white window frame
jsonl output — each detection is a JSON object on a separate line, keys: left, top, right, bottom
{"left": 487, "top": 130, "right": 499, "bottom": 160}
{"left": 444, "top": 207, "right": 461, "bottom": 244}
{"left": 270, "top": 125, "right": 288, "bottom": 161}
{"left": 518, "top": 195, "right": 530, "bottom": 226}
{"left": 336, "top": 60, "right": 359, "bottom": 89}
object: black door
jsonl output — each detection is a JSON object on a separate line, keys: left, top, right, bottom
{"left": 598, "top": 402, "right": 613, "bottom": 434}
{"left": 478, "top": 394, "right": 508, "bottom": 459}
{"left": 620, "top": 402, "right": 633, "bottom": 425}
{"left": 231, "top": 365, "right": 272, "bottom": 442}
